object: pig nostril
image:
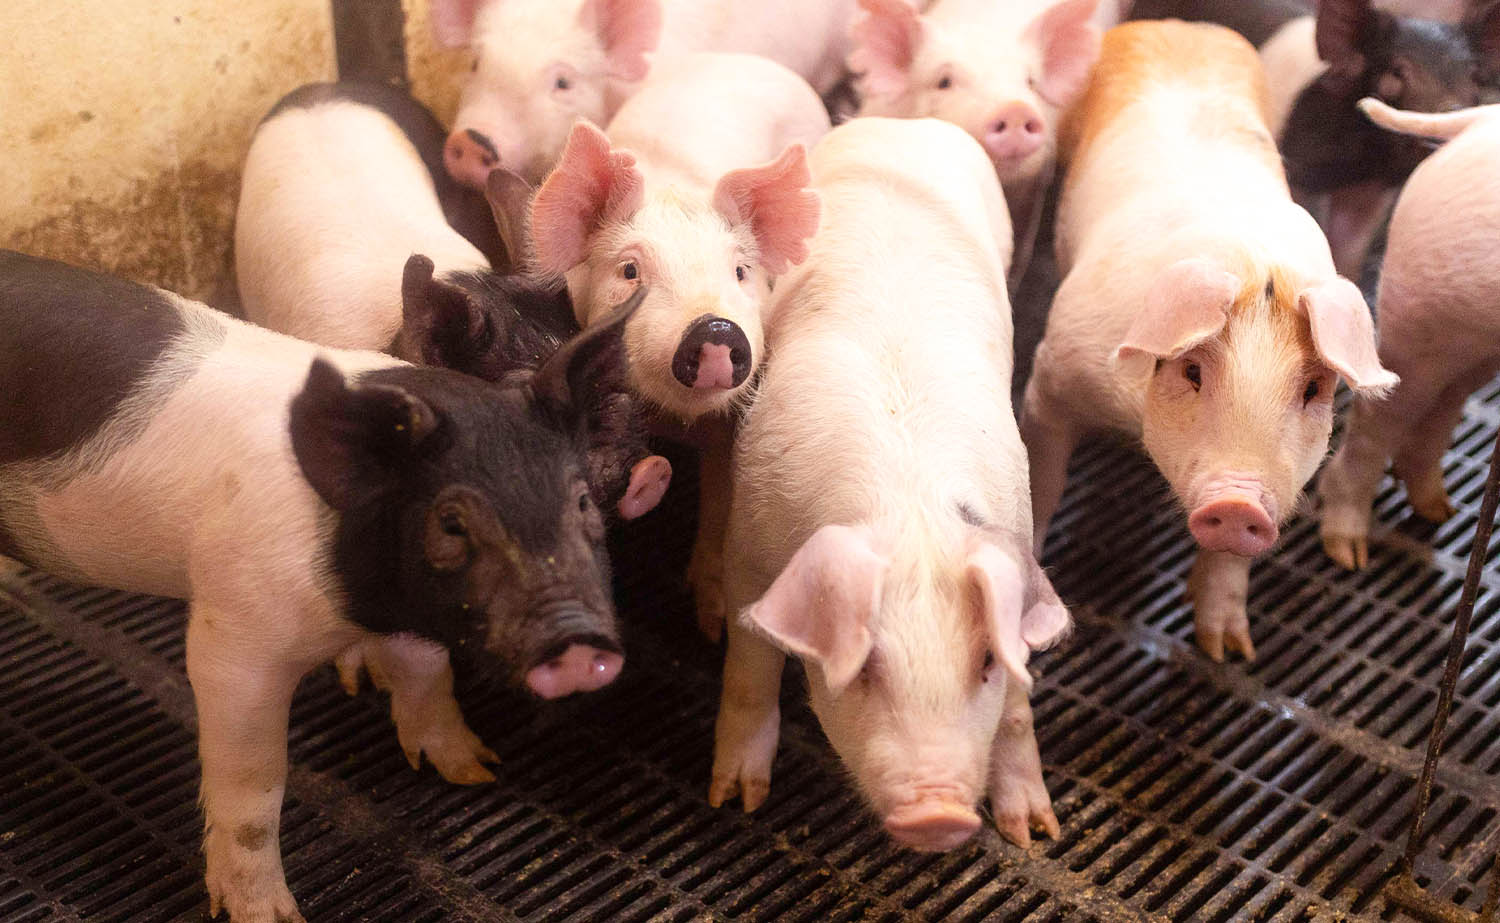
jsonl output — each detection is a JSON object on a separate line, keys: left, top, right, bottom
{"left": 1206, "top": 516, "right": 1222, "bottom": 529}
{"left": 1025, "top": 119, "right": 1042, "bottom": 134}
{"left": 995, "top": 120, "right": 1008, "bottom": 133}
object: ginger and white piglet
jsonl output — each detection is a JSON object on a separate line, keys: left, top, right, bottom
{"left": 1319, "top": 99, "right": 1500, "bottom": 569}
{"left": 711, "top": 117, "right": 1069, "bottom": 852}
{"left": 530, "top": 51, "right": 827, "bottom": 637}
{"left": 849, "top": 0, "right": 1103, "bottom": 284}
{"left": 1022, "top": 21, "right": 1396, "bottom": 661}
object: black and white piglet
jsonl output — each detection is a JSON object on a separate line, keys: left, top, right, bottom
{"left": 235, "top": 81, "right": 672, "bottom": 519}
{"left": 1129, "top": 0, "right": 1500, "bottom": 275}
{"left": 0, "top": 250, "right": 641, "bottom": 923}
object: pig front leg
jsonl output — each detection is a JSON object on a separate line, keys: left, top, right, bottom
{"left": 688, "top": 422, "right": 734, "bottom": 642}
{"left": 341, "top": 635, "right": 499, "bottom": 785}
{"left": 1318, "top": 395, "right": 1397, "bottom": 570}
{"left": 709, "top": 617, "right": 786, "bottom": 812}
{"left": 987, "top": 681, "right": 1059, "bottom": 848}
{"left": 1186, "top": 549, "right": 1254, "bottom": 662}
{"left": 1019, "top": 369, "right": 1081, "bottom": 555}
{"left": 187, "top": 606, "right": 307, "bottom": 923}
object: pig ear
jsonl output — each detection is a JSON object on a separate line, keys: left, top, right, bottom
{"left": 431, "top": 0, "right": 483, "bottom": 47}
{"left": 531, "top": 121, "right": 645, "bottom": 276}
{"left": 290, "top": 358, "right": 440, "bottom": 511}
{"left": 485, "top": 168, "right": 537, "bottom": 272}
{"left": 530, "top": 286, "right": 646, "bottom": 421}
{"left": 1299, "top": 278, "right": 1400, "bottom": 395}
{"left": 741, "top": 524, "right": 887, "bottom": 697}
{"left": 1469, "top": 0, "right": 1500, "bottom": 74}
{"left": 968, "top": 545, "right": 1069, "bottom": 690}
{"left": 849, "top": 0, "right": 926, "bottom": 98}
{"left": 1316, "top": 0, "right": 1386, "bottom": 80}
{"left": 1023, "top": 0, "right": 1103, "bottom": 108}
{"left": 578, "top": 0, "right": 663, "bottom": 81}
{"left": 1113, "top": 258, "right": 1237, "bottom": 380}
{"left": 399, "top": 255, "right": 490, "bottom": 368}
{"left": 712, "top": 144, "right": 821, "bottom": 275}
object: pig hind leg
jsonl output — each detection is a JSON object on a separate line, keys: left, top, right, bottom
{"left": 1187, "top": 549, "right": 1254, "bottom": 662}
{"left": 188, "top": 606, "right": 306, "bottom": 923}
{"left": 1393, "top": 362, "right": 1500, "bottom": 523}
{"left": 688, "top": 427, "right": 735, "bottom": 642}
{"left": 357, "top": 635, "right": 499, "bottom": 785}
{"left": 987, "top": 681, "right": 1059, "bottom": 848}
{"left": 1019, "top": 366, "right": 1082, "bottom": 556}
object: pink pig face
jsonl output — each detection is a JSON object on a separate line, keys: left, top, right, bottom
{"left": 1115, "top": 259, "right": 1398, "bottom": 558}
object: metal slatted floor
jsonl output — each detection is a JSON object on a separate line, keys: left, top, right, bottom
{"left": 4, "top": 378, "right": 1500, "bottom": 921}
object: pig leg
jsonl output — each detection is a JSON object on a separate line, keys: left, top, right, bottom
{"left": 1019, "top": 367, "right": 1081, "bottom": 555}
{"left": 1318, "top": 393, "right": 1407, "bottom": 571}
{"left": 188, "top": 606, "right": 306, "bottom": 923}
{"left": 360, "top": 635, "right": 499, "bottom": 785}
{"left": 1186, "top": 549, "right": 1254, "bottom": 662}
{"left": 688, "top": 421, "right": 734, "bottom": 642}
{"left": 709, "top": 617, "right": 786, "bottom": 812}
{"left": 987, "top": 681, "right": 1059, "bottom": 848}
{"left": 1393, "top": 363, "right": 1498, "bottom": 522}
{"left": 1005, "top": 169, "right": 1050, "bottom": 292}
{"left": 1325, "top": 182, "right": 1397, "bottom": 281}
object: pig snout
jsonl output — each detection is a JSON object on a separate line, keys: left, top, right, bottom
{"left": 671, "top": 315, "right": 751, "bottom": 391}
{"left": 883, "top": 798, "right": 982, "bottom": 852}
{"left": 1188, "top": 481, "right": 1278, "bottom": 557}
{"left": 981, "top": 103, "right": 1045, "bottom": 165}
{"left": 445, "top": 127, "right": 501, "bottom": 190}
{"left": 617, "top": 454, "right": 672, "bottom": 520}
{"left": 524, "top": 636, "right": 624, "bottom": 698}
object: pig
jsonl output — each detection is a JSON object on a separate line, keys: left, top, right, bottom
{"left": 1318, "top": 99, "right": 1500, "bottom": 569}
{"left": 1022, "top": 21, "right": 1397, "bottom": 662}
{"left": 709, "top": 117, "right": 1071, "bottom": 852}
{"left": 529, "top": 51, "right": 827, "bottom": 638}
{"left": 433, "top": 0, "right": 856, "bottom": 188}
{"left": 1130, "top": 0, "right": 1500, "bottom": 278}
{"left": 847, "top": 0, "right": 1104, "bottom": 285}
{"left": 0, "top": 249, "right": 642, "bottom": 922}
{"left": 236, "top": 81, "right": 672, "bottom": 522}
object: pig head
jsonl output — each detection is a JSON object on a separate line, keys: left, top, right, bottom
{"left": 849, "top": 0, "right": 1102, "bottom": 185}
{"left": 435, "top": 0, "right": 664, "bottom": 187}
{"left": 530, "top": 120, "right": 820, "bottom": 421}
{"left": 741, "top": 523, "right": 1069, "bottom": 852}
{"left": 291, "top": 292, "right": 651, "bottom": 699}
{"left": 1113, "top": 258, "right": 1398, "bottom": 557}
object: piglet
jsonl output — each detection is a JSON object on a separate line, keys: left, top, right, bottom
{"left": 711, "top": 117, "right": 1070, "bottom": 852}
{"left": 1319, "top": 99, "right": 1500, "bottom": 569}
{"left": 848, "top": 0, "right": 1103, "bottom": 285}
{"left": 434, "top": 0, "right": 856, "bottom": 187}
{"left": 1023, "top": 21, "right": 1396, "bottom": 662}
{"left": 530, "top": 51, "right": 827, "bottom": 638}
{"left": 0, "top": 249, "right": 641, "bottom": 923}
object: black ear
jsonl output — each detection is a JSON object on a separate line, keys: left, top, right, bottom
{"left": 1471, "top": 0, "right": 1500, "bottom": 75}
{"left": 400, "top": 254, "right": 491, "bottom": 368}
{"left": 485, "top": 167, "right": 537, "bottom": 274}
{"left": 290, "top": 358, "right": 440, "bottom": 510}
{"left": 1316, "top": 0, "right": 1384, "bottom": 77}
{"left": 530, "top": 286, "right": 646, "bottom": 422}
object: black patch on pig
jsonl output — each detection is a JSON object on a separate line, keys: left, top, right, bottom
{"left": 1127, "top": 0, "right": 1312, "bottom": 48}
{"left": 1264, "top": 277, "right": 1276, "bottom": 300}
{"left": 0, "top": 250, "right": 186, "bottom": 465}
{"left": 234, "top": 824, "right": 271, "bottom": 851}
{"left": 263, "top": 82, "right": 507, "bottom": 267}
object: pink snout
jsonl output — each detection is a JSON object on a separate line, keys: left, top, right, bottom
{"left": 444, "top": 127, "right": 500, "bottom": 190}
{"left": 617, "top": 455, "right": 672, "bottom": 520}
{"left": 524, "top": 645, "right": 623, "bottom": 699}
{"left": 1189, "top": 496, "right": 1277, "bottom": 557}
{"left": 981, "top": 103, "right": 1045, "bottom": 164}
{"left": 883, "top": 801, "right": 982, "bottom": 852}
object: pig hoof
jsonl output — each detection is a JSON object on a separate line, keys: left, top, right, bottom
{"left": 391, "top": 698, "right": 499, "bottom": 785}
{"left": 687, "top": 561, "right": 727, "bottom": 643}
{"left": 204, "top": 832, "right": 303, "bottom": 923}
{"left": 1321, "top": 532, "right": 1369, "bottom": 572}
{"left": 1410, "top": 491, "right": 1458, "bottom": 525}
{"left": 709, "top": 703, "right": 780, "bottom": 811}
{"left": 334, "top": 646, "right": 366, "bottom": 696}
{"left": 988, "top": 774, "right": 1059, "bottom": 848}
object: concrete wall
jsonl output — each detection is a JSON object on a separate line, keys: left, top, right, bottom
{"left": 0, "top": 1, "right": 464, "bottom": 304}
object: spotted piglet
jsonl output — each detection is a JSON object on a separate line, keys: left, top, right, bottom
{"left": 0, "top": 250, "right": 641, "bottom": 923}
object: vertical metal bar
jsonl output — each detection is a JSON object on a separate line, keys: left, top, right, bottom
{"left": 331, "top": 0, "right": 409, "bottom": 87}
{"left": 1402, "top": 425, "right": 1500, "bottom": 874}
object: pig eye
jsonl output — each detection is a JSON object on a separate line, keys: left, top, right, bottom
{"left": 554, "top": 75, "right": 571, "bottom": 91}
{"left": 1303, "top": 379, "right": 1321, "bottom": 404}
{"left": 621, "top": 261, "right": 639, "bottom": 281}
{"left": 578, "top": 491, "right": 591, "bottom": 513}
{"left": 981, "top": 650, "right": 995, "bottom": 681}
{"left": 937, "top": 74, "right": 953, "bottom": 90}
{"left": 735, "top": 264, "right": 747, "bottom": 282}
{"left": 440, "top": 512, "right": 468, "bottom": 538}
{"left": 1184, "top": 362, "right": 1202, "bottom": 391}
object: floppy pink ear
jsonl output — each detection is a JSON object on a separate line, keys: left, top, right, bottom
{"left": 530, "top": 121, "right": 645, "bottom": 276}
{"left": 1114, "top": 257, "right": 1237, "bottom": 379}
{"left": 579, "top": 0, "right": 662, "bottom": 81}
{"left": 969, "top": 544, "right": 1071, "bottom": 690}
{"left": 740, "top": 524, "right": 886, "bottom": 696}
{"left": 431, "top": 0, "right": 484, "bottom": 47}
{"left": 1024, "top": 0, "right": 1103, "bottom": 108}
{"left": 713, "top": 144, "right": 821, "bottom": 275}
{"left": 1300, "top": 278, "right": 1400, "bottom": 395}
{"left": 849, "top": 0, "right": 926, "bottom": 98}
